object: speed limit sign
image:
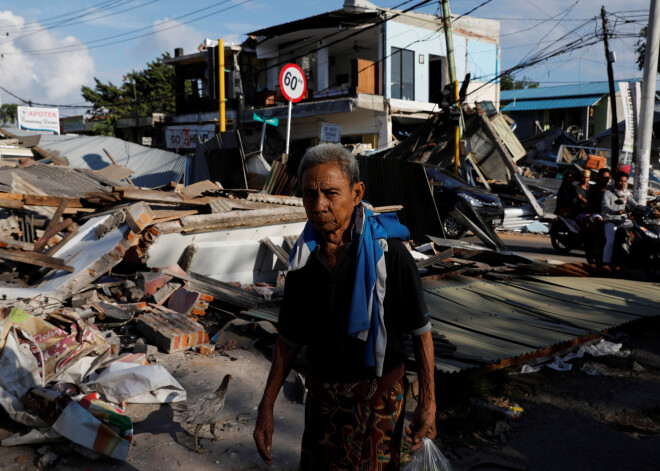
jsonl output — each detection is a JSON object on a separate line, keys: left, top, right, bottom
{"left": 279, "top": 64, "right": 307, "bottom": 103}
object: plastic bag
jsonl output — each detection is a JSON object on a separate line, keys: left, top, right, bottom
{"left": 402, "top": 437, "right": 452, "bottom": 471}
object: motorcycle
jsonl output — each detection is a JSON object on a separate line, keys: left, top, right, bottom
{"left": 550, "top": 215, "right": 583, "bottom": 254}
{"left": 584, "top": 206, "right": 660, "bottom": 280}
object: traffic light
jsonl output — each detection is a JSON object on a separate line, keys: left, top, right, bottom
{"left": 206, "top": 46, "right": 219, "bottom": 100}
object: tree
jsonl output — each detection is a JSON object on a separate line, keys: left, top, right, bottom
{"left": 635, "top": 26, "right": 660, "bottom": 73}
{"left": 0, "top": 104, "right": 17, "bottom": 126}
{"left": 81, "top": 52, "right": 176, "bottom": 125}
{"left": 500, "top": 72, "right": 540, "bottom": 90}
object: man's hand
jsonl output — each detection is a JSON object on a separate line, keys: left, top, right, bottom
{"left": 408, "top": 330, "right": 437, "bottom": 451}
{"left": 253, "top": 402, "right": 274, "bottom": 464}
{"left": 405, "top": 401, "right": 437, "bottom": 451}
{"left": 252, "top": 338, "right": 299, "bottom": 465}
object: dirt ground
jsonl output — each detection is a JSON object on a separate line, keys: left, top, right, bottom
{"left": 2, "top": 316, "right": 660, "bottom": 470}
{"left": 1, "top": 228, "right": 659, "bottom": 471}
{"left": 0, "top": 348, "right": 306, "bottom": 471}
{"left": 436, "top": 316, "right": 660, "bottom": 471}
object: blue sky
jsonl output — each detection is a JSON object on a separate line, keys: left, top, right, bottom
{"left": 0, "top": 0, "right": 649, "bottom": 115}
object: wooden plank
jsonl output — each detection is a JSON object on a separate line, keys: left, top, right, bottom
{"left": 103, "top": 148, "right": 136, "bottom": 187}
{"left": 23, "top": 195, "right": 83, "bottom": 208}
{"left": 179, "top": 207, "right": 306, "bottom": 232}
{"left": 0, "top": 238, "right": 34, "bottom": 251}
{"left": 94, "top": 164, "right": 135, "bottom": 182}
{"left": 0, "top": 248, "right": 74, "bottom": 272}
{"left": 0, "top": 198, "right": 24, "bottom": 209}
{"left": 34, "top": 218, "right": 74, "bottom": 253}
{"left": 161, "top": 269, "right": 262, "bottom": 309}
{"left": 0, "top": 193, "right": 25, "bottom": 201}
{"left": 84, "top": 191, "right": 121, "bottom": 203}
{"left": 43, "top": 199, "right": 68, "bottom": 236}
{"left": 178, "top": 180, "right": 219, "bottom": 198}
{"left": 152, "top": 209, "right": 199, "bottom": 219}
{"left": 261, "top": 237, "right": 289, "bottom": 265}
{"left": 115, "top": 188, "right": 206, "bottom": 206}
{"left": 44, "top": 228, "right": 79, "bottom": 257}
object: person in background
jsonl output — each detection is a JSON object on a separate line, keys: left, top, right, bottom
{"left": 555, "top": 170, "right": 577, "bottom": 218}
{"left": 571, "top": 169, "right": 591, "bottom": 224}
{"left": 587, "top": 167, "right": 612, "bottom": 218}
{"left": 601, "top": 171, "right": 646, "bottom": 265}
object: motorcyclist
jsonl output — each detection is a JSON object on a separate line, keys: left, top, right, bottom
{"left": 601, "top": 171, "right": 646, "bottom": 265}
{"left": 587, "top": 167, "right": 611, "bottom": 219}
{"left": 555, "top": 170, "right": 576, "bottom": 218}
{"left": 571, "top": 169, "right": 591, "bottom": 225}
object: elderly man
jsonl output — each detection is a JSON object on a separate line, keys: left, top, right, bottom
{"left": 253, "top": 143, "right": 436, "bottom": 470}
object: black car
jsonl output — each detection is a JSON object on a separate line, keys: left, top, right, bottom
{"left": 425, "top": 167, "right": 504, "bottom": 239}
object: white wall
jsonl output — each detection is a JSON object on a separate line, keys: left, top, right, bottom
{"left": 385, "top": 16, "right": 499, "bottom": 105}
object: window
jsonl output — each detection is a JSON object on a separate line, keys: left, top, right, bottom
{"left": 391, "top": 47, "right": 414, "bottom": 100}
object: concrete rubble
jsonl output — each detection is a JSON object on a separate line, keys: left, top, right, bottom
{"left": 0, "top": 101, "right": 659, "bottom": 469}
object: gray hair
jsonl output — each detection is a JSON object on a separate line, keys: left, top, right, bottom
{"left": 297, "top": 143, "right": 360, "bottom": 186}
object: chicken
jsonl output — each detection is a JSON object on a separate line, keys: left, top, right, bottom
{"left": 172, "top": 374, "right": 233, "bottom": 453}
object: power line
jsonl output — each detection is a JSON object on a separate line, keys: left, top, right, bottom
{"left": 1, "top": 0, "right": 163, "bottom": 46}
{"left": 0, "top": 0, "right": 246, "bottom": 56}
{"left": 0, "top": 0, "right": 120, "bottom": 32}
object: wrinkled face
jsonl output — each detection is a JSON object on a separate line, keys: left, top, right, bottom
{"left": 301, "top": 162, "right": 364, "bottom": 239}
{"left": 615, "top": 175, "right": 628, "bottom": 191}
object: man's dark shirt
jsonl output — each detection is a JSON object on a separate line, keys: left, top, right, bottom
{"left": 572, "top": 185, "right": 589, "bottom": 214}
{"left": 277, "top": 238, "right": 429, "bottom": 383}
{"left": 587, "top": 184, "right": 606, "bottom": 214}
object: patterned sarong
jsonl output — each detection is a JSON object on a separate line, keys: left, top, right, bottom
{"left": 299, "top": 378, "right": 406, "bottom": 471}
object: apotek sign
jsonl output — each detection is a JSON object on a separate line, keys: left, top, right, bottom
{"left": 165, "top": 124, "right": 215, "bottom": 149}
{"left": 18, "top": 106, "right": 60, "bottom": 134}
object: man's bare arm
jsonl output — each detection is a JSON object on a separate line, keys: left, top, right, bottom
{"left": 253, "top": 337, "right": 299, "bottom": 464}
{"left": 405, "top": 330, "right": 437, "bottom": 451}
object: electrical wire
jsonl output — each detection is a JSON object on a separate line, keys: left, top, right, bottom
{"left": 0, "top": 0, "right": 124, "bottom": 33}
{"left": 0, "top": 0, "right": 246, "bottom": 56}
{"left": 0, "top": 0, "right": 163, "bottom": 46}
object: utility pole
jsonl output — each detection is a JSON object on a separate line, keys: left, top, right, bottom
{"left": 218, "top": 38, "right": 226, "bottom": 132}
{"left": 601, "top": 6, "right": 619, "bottom": 171}
{"left": 441, "top": 0, "right": 460, "bottom": 175}
{"left": 634, "top": 0, "right": 660, "bottom": 204}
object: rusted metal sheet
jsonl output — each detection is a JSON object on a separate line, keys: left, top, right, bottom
{"left": 423, "top": 275, "right": 660, "bottom": 373}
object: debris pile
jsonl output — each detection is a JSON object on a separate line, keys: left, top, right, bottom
{"left": 0, "top": 156, "right": 307, "bottom": 463}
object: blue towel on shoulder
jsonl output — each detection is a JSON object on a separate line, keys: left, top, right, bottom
{"left": 288, "top": 202, "right": 410, "bottom": 377}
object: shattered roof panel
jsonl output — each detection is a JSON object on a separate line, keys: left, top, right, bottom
{"left": 36, "top": 135, "right": 185, "bottom": 188}
{"left": 423, "top": 275, "right": 660, "bottom": 373}
{"left": 0, "top": 162, "right": 125, "bottom": 196}
{"left": 500, "top": 96, "right": 602, "bottom": 112}
{"left": 1, "top": 130, "right": 185, "bottom": 189}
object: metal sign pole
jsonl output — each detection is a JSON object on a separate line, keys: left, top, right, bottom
{"left": 259, "top": 121, "right": 267, "bottom": 157}
{"left": 285, "top": 100, "right": 292, "bottom": 162}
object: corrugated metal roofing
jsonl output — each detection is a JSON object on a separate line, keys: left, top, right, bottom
{"left": 1, "top": 130, "right": 185, "bottom": 188}
{"left": 36, "top": 135, "right": 185, "bottom": 188}
{"left": 500, "top": 96, "right": 603, "bottom": 112}
{"left": 248, "top": 9, "right": 376, "bottom": 37}
{"left": 0, "top": 162, "right": 125, "bottom": 196}
{"left": 499, "top": 81, "right": 639, "bottom": 101}
{"left": 423, "top": 275, "right": 660, "bottom": 373}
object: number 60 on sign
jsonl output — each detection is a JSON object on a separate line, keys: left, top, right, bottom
{"left": 279, "top": 64, "right": 307, "bottom": 103}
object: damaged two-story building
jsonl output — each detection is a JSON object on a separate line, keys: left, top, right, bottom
{"left": 167, "top": 0, "right": 500, "bottom": 155}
